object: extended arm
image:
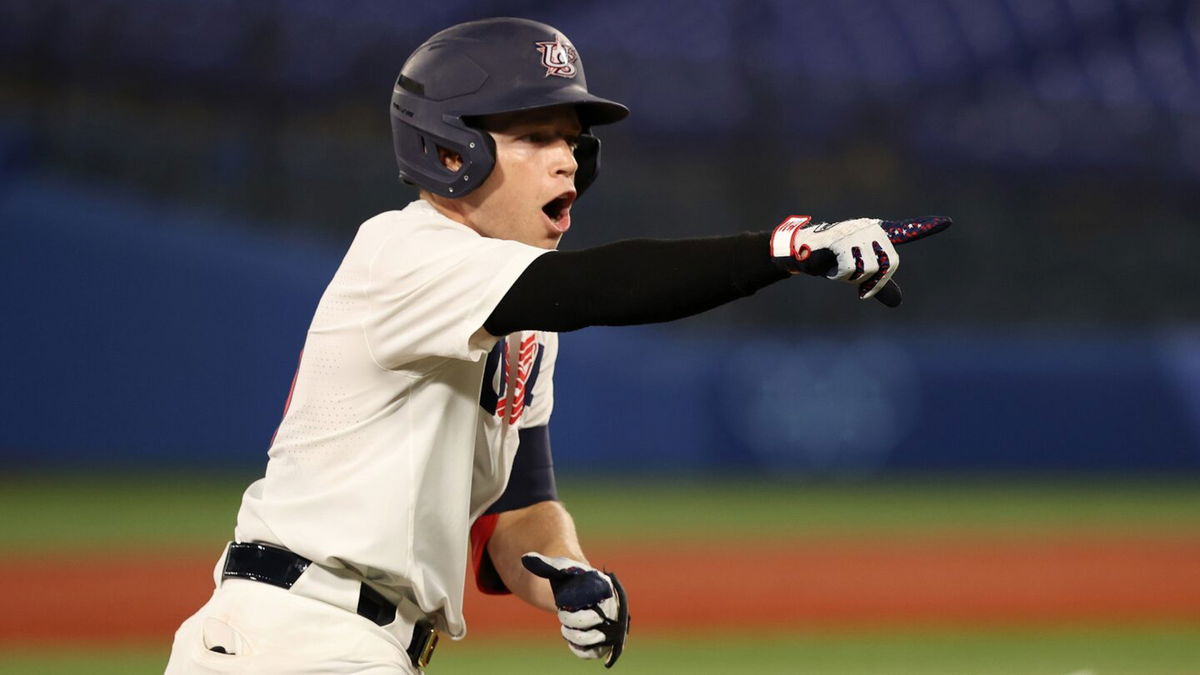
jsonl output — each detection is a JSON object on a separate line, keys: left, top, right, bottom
{"left": 485, "top": 232, "right": 786, "bottom": 335}
{"left": 484, "top": 216, "right": 951, "bottom": 334}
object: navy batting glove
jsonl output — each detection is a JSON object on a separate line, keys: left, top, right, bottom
{"left": 522, "top": 553, "right": 630, "bottom": 668}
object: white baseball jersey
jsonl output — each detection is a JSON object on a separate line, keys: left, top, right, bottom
{"left": 234, "top": 198, "right": 557, "bottom": 639}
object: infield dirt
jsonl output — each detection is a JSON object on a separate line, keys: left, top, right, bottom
{"left": 2, "top": 535, "right": 1197, "bottom": 645}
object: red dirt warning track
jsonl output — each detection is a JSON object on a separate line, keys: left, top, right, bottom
{"left": 2, "top": 536, "right": 1198, "bottom": 645}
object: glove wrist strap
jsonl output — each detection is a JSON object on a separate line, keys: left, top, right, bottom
{"left": 770, "top": 215, "right": 813, "bottom": 274}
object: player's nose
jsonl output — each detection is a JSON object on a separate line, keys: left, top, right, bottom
{"left": 551, "top": 139, "right": 578, "bottom": 178}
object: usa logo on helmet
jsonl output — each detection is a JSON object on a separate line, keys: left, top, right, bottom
{"left": 535, "top": 34, "right": 578, "bottom": 78}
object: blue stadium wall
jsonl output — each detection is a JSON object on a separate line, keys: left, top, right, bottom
{"left": 3, "top": 178, "right": 1198, "bottom": 475}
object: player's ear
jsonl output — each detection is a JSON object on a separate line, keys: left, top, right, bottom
{"left": 437, "top": 146, "right": 463, "bottom": 171}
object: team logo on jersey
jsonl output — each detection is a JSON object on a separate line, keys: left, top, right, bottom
{"left": 480, "top": 333, "right": 544, "bottom": 425}
{"left": 534, "top": 34, "right": 578, "bottom": 78}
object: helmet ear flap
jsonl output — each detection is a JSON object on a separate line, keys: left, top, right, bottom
{"left": 435, "top": 127, "right": 496, "bottom": 197}
{"left": 391, "top": 117, "right": 496, "bottom": 198}
{"left": 573, "top": 133, "right": 601, "bottom": 196}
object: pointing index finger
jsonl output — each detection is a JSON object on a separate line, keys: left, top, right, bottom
{"left": 882, "top": 216, "right": 952, "bottom": 245}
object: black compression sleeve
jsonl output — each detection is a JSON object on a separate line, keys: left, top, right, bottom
{"left": 484, "top": 426, "right": 558, "bottom": 515}
{"left": 485, "top": 232, "right": 788, "bottom": 335}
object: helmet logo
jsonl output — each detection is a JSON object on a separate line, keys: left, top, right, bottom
{"left": 534, "top": 34, "right": 578, "bottom": 78}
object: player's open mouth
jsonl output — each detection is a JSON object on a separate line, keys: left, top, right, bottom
{"left": 541, "top": 190, "right": 575, "bottom": 233}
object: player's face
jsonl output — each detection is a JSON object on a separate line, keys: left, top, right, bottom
{"left": 444, "top": 106, "right": 582, "bottom": 250}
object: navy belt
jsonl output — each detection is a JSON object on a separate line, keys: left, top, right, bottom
{"left": 221, "top": 542, "right": 438, "bottom": 669}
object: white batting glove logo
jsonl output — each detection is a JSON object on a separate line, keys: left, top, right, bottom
{"left": 772, "top": 216, "right": 899, "bottom": 299}
{"left": 522, "top": 553, "right": 630, "bottom": 668}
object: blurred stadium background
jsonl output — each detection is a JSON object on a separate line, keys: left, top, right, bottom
{"left": 2, "top": 0, "right": 1199, "bottom": 673}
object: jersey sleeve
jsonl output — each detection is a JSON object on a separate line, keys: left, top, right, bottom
{"left": 363, "top": 224, "right": 549, "bottom": 369}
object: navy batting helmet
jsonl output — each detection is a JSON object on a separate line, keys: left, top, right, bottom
{"left": 390, "top": 17, "right": 629, "bottom": 198}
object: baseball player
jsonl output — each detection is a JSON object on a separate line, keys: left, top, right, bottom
{"left": 165, "top": 17, "right": 949, "bottom": 675}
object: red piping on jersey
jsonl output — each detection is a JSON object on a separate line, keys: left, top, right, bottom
{"left": 469, "top": 513, "right": 510, "bottom": 595}
{"left": 270, "top": 349, "right": 304, "bottom": 446}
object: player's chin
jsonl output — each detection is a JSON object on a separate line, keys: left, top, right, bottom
{"left": 536, "top": 232, "right": 563, "bottom": 250}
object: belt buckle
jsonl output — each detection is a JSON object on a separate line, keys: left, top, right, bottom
{"left": 415, "top": 621, "right": 438, "bottom": 669}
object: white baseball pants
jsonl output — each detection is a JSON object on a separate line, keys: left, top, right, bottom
{"left": 165, "top": 579, "right": 421, "bottom": 674}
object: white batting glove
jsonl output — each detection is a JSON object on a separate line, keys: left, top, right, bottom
{"left": 771, "top": 215, "right": 900, "bottom": 300}
{"left": 522, "top": 553, "right": 630, "bottom": 668}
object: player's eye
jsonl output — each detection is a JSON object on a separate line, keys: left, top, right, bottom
{"left": 517, "top": 131, "right": 579, "bottom": 150}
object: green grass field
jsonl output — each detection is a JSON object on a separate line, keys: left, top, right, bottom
{"left": 2, "top": 628, "right": 1199, "bottom": 675}
{"left": 1, "top": 473, "right": 1198, "bottom": 674}
{"left": 3, "top": 473, "right": 1198, "bottom": 551}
